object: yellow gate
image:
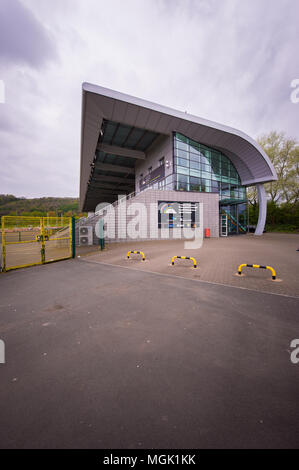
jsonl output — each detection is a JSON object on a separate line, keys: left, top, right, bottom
{"left": 1, "top": 216, "right": 73, "bottom": 272}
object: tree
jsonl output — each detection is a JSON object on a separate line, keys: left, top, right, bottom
{"left": 246, "top": 186, "right": 258, "bottom": 207}
{"left": 256, "top": 131, "right": 299, "bottom": 204}
{"left": 283, "top": 145, "right": 299, "bottom": 204}
{"left": 246, "top": 132, "right": 299, "bottom": 232}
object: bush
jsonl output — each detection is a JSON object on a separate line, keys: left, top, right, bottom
{"left": 249, "top": 201, "right": 299, "bottom": 232}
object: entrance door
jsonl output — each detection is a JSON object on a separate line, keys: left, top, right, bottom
{"left": 237, "top": 203, "right": 247, "bottom": 233}
{"left": 221, "top": 205, "right": 237, "bottom": 234}
{"left": 220, "top": 203, "right": 247, "bottom": 235}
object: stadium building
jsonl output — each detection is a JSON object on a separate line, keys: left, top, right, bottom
{"left": 79, "top": 83, "right": 277, "bottom": 240}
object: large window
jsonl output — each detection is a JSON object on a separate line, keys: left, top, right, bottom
{"left": 174, "top": 133, "right": 246, "bottom": 202}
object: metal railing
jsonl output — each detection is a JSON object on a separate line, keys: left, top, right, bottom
{"left": 1, "top": 216, "right": 73, "bottom": 272}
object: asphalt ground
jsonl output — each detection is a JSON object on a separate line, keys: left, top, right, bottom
{"left": 0, "top": 257, "right": 298, "bottom": 449}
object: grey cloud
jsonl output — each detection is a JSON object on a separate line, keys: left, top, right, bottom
{"left": 0, "top": 0, "right": 56, "bottom": 68}
{"left": 0, "top": 0, "right": 298, "bottom": 198}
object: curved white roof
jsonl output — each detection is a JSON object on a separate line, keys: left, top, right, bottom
{"left": 80, "top": 82, "right": 276, "bottom": 209}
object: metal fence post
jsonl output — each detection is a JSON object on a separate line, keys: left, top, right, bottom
{"left": 72, "top": 217, "right": 76, "bottom": 258}
{"left": 40, "top": 217, "right": 45, "bottom": 264}
{"left": 99, "top": 219, "right": 105, "bottom": 250}
{"left": 1, "top": 217, "right": 6, "bottom": 272}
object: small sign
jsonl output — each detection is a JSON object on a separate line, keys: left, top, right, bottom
{"left": 140, "top": 165, "right": 165, "bottom": 190}
{"left": 158, "top": 201, "right": 200, "bottom": 229}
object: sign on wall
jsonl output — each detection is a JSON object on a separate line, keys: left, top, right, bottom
{"left": 140, "top": 165, "right": 165, "bottom": 190}
{"left": 158, "top": 201, "right": 200, "bottom": 229}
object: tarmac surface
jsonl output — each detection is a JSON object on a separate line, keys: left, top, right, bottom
{"left": 0, "top": 255, "right": 299, "bottom": 449}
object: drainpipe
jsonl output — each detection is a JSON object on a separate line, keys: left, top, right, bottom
{"left": 254, "top": 183, "right": 267, "bottom": 236}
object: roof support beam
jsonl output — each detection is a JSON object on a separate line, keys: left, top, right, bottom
{"left": 93, "top": 175, "right": 134, "bottom": 184}
{"left": 110, "top": 122, "right": 120, "bottom": 145}
{"left": 89, "top": 183, "right": 133, "bottom": 191}
{"left": 89, "top": 185, "right": 132, "bottom": 192}
{"left": 135, "top": 129, "right": 148, "bottom": 148}
{"left": 121, "top": 126, "right": 136, "bottom": 147}
{"left": 85, "top": 195, "right": 116, "bottom": 201}
{"left": 94, "top": 162, "right": 135, "bottom": 174}
{"left": 97, "top": 143, "right": 145, "bottom": 160}
{"left": 88, "top": 189, "right": 130, "bottom": 199}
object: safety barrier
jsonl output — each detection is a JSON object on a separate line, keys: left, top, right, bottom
{"left": 1, "top": 216, "right": 74, "bottom": 272}
{"left": 127, "top": 250, "right": 145, "bottom": 261}
{"left": 238, "top": 263, "right": 276, "bottom": 280}
{"left": 36, "top": 234, "right": 49, "bottom": 242}
{"left": 172, "top": 256, "right": 197, "bottom": 268}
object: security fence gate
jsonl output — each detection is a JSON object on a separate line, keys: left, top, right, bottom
{"left": 1, "top": 216, "right": 74, "bottom": 272}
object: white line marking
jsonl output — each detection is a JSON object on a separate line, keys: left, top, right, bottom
{"left": 78, "top": 258, "right": 299, "bottom": 300}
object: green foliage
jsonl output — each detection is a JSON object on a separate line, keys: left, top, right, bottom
{"left": 246, "top": 131, "right": 299, "bottom": 233}
{"left": 248, "top": 132, "right": 299, "bottom": 206}
{"left": 0, "top": 195, "right": 87, "bottom": 217}
{"left": 258, "top": 131, "right": 299, "bottom": 204}
{"left": 248, "top": 201, "right": 299, "bottom": 232}
{"left": 0, "top": 194, "right": 23, "bottom": 206}
{"left": 248, "top": 202, "right": 259, "bottom": 224}
{"left": 265, "top": 224, "right": 298, "bottom": 233}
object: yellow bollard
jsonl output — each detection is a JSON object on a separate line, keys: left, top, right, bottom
{"left": 127, "top": 250, "right": 146, "bottom": 261}
{"left": 238, "top": 263, "right": 276, "bottom": 280}
{"left": 171, "top": 256, "right": 197, "bottom": 268}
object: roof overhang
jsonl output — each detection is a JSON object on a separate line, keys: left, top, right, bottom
{"left": 80, "top": 82, "right": 277, "bottom": 211}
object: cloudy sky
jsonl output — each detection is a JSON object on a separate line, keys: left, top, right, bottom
{"left": 0, "top": 0, "right": 298, "bottom": 198}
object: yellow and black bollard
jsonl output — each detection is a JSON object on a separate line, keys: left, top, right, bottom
{"left": 127, "top": 250, "right": 146, "bottom": 261}
{"left": 172, "top": 256, "right": 197, "bottom": 268}
{"left": 238, "top": 263, "right": 276, "bottom": 280}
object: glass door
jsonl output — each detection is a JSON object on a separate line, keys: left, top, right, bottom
{"left": 237, "top": 203, "right": 247, "bottom": 233}
{"left": 220, "top": 203, "right": 247, "bottom": 235}
{"left": 221, "top": 204, "right": 237, "bottom": 234}
{"left": 220, "top": 213, "right": 228, "bottom": 236}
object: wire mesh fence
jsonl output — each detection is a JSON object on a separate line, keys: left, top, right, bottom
{"left": 1, "top": 216, "right": 73, "bottom": 271}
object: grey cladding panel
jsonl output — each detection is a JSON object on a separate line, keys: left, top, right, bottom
{"left": 80, "top": 82, "right": 277, "bottom": 209}
{"left": 135, "top": 107, "right": 153, "bottom": 129}
{"left": 146, "top": 110, "right": 164, "bottom": 131}
{"left": 124, "top": 103, "right": 139, "bottom": 126}
{"left": 112, "top": 100, "right": 128, "bottom": 123}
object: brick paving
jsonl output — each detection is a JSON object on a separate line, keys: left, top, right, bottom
{"left": 79, "top": 233, "right": 299, "bottom": 297}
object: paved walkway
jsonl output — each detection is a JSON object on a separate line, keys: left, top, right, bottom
{"left": 0, "top": 260, "right": 298, "bottom": 448}
{"left": 79, "top": 233, "right": 299, "bottom": 297}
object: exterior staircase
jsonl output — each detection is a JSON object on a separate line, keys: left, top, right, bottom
{"left": 75, "top": 189, "right": 149, "bottom": 245}
{"left": 222, "top": 209, "right": 246, "bottom": 233}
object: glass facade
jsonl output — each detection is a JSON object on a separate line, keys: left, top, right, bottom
{"left": 221, "top": 203, "right": 247, "bottom": 234}
{"left": 137, "top": 132, "right": 248, "bottom": 234}
{"left": 174, "top": 132, "right": 246, "bottom": 203}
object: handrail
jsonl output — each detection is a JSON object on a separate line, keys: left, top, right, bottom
{"left": 222, "top": 209, "right": 246, "bottom": 232}
{"left": 77, "top": 180, "right": 172, "bottom": 226}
